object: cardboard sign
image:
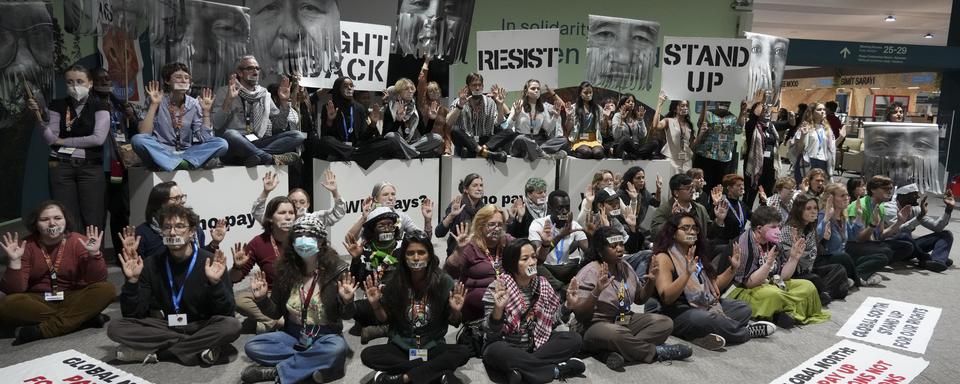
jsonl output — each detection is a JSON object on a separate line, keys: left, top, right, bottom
{"left": 299, "top": 21, "right": 392, "bottom": 91}
{"left": 661, "top": 37, "right": 751, "bottom": 102}
{"left": 769, "top": 340, "right": 928, "bottom": 384}
{"left": 476, "top": 29, "right": 560, "bottom": 91}
{"left": 837, "top": 297, "right": 942, "bottom": 355}
{"left": 0, "top": 349, "right": 154, "bottom": 384}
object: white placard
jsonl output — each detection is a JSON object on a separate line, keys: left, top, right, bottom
{"left": 769, "top": 340, "right": 928, "bottom": 384}
{"left": 0, "top": 349, "right": 154, "bottom": 384}
{"left": 129, "top": 166, "right": 288, "bottom": 269}
{"left": 475, "top": 29, "right": 560, "bottom": 91}
{"left": 439, "top": 157, "right": 557, "bottom": 217}
{"left": 837, "top": 296, "right": 942, "bottom": 355}
{"left": 661, "top": 37, "right": 751, "bottom": 102}
{"left": 558, "top": 158, "right": 675, "bottom": 228}
{"left": 313, "top": 159, "right": 440, "bottom": 255}
{"left": 299, "top": 21, "right": 392, "bottom": 91}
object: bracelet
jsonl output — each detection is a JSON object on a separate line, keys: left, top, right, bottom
{"left": 590, "top": 291, "right": 600, "bottom": 298}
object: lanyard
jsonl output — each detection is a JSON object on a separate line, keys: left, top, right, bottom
{"left": 341, "top": 106, "right": 354, "bottom": 140}
{"left": 727, "top": 199, "right": 745, "bottom": 230}
{"left": 164, "top": 242, "right": 199, "bottom": 314}
{"left": 816, "top": 127, "right": 825, "bottom": 153}
{"left": 299, "top": 270, "right": 319, "bottom": 326}
{"left": 64, "top": 105, "right": 80, "bottom": 132}
{"left": 410, "top": 292, "right": 428, "bottom": 347}
{"left": 612, "top": 274, "right": 629, "bottom": 313}
{"left": 241, "top": 99, "right": 253, "bottom": 134}
{"left": 168, "top": 103, "right": 184, "bottom": 150}
{"left": 553, "top": 237, "right": 565, "bottom": 264}
{"left": 40, "top": 239, "right": 66, "bottom": 291}
{"left": 487, "top": 248, "right": 502, "bottom": 277}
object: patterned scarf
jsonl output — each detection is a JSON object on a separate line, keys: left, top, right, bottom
{"left": 523, "top": 195, "right": 547, "bottom": 219}
{"left": 746, "top": 119, "right": 766, "bottom": 184}
{"left": 391, "top": 99, "right": 420, "bottom": 141}
{"left": 238, "top": 85, "right": 269, "bottom": 136}
{"left": 457, "top": 96, "right": 498, "bottom": 138}
{"left": 500, "top": 274, "right": 560, "bottom": 350}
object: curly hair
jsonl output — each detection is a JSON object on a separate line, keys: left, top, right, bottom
{"left": 652, "top": 212, "right": 714, "bottom": 278}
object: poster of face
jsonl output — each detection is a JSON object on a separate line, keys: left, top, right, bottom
{"left": 0, "top": 1, "right": 56, "bottom": 122}
{"left": 63, "top": 0, "right": 97, "bottom": 37}
{"left": 149, "top": 0, "right": 250, "bottom": 90}
{"left": 247, "top": 0, "right": 340, "bottom": 86}
{"left": 395, "top": 0, "right": 476, "bottom": 63}
{"left": 862, "top": 122, "right": 942, "bottom": 193}
{"left": 744, "top": 31, "right": 789, "bottom": 104}
{"left": 586, "top": 15, "right": 660, "bottom": 92}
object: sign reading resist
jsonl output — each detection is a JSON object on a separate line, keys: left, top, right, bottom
{"left": 476, "top": 28, "right": 560, "bottom": 91}
{"left": 837, "top": 297, "right": 942, "bottom": 355}
{"left": 300, "top": 21, "right": 392, "bottom": 91}
{"left": 661, "top": 37, "right": 751, "bottom": 102}
{"left": 769, "top": 340, "right": 928, "bottom": 384}
{"left": 0, "top": 349, "right": 154, "bottom": 384}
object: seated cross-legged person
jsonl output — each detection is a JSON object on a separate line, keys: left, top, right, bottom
{"left": 881, "top": 183, "right": 955, "bottom": 272}
{"left": 506, "top": 177, "right": 549, "bottom": 240}
{"left": 132, "top": 63, "right": 228, "bottom": 171}
{"left": 0, "top": 201, "right": 115, "bottom": 345}
{"left": 381, "top": 78, "right": 444, "bottom": 159}
{"left": 130, "top": 181, "right": 225, "bottom": 261}
{"left": 528, "top": 190, "right": 588, "bottom": 292}
{"left": 108, "top": 204, "right": 240, "bottom": 365}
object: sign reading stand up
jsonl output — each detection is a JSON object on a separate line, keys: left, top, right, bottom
{"left": 661, "top": 37, "right": 751, "bottom": 102}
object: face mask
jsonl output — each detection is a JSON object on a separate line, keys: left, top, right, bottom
{"left": 163, "top": 236, "right": 186, "bottom": 246}
{"left": 93, "top": 85, "right": 112, "bottom": 93}
{"left": 45, "top": 226, "right": 64, "bottom": 237}
{"left": 378, "top": 232, "right": 395, "bottom": 242}
{"left": 536, "top": 197, "right": 547, "bottom": 205}
{"left": 172, "top": 82, "right": 190, "bottom": 91}
{"left": 608, "top": 209, "right": 621, "bottom": 216}
{"left": 524, "top": 265, "right": 538, "bottom": 276}
{"left": 408, "top": 259, "right": 428, "bottom": 270}
{"left": 294, "top": 237, "right": 319, "bottom": 259}
{"left": 471, "top": 90, "right": 483, "bottom": 97}
{"left": 343, "top": 88, "right": 354, "bottom": 97}
{"left": 245, "top": 74, "right": 260, "bottom": 85}
{"left": 763, "top": 227, "right": 782, "bottom": 244}
{"left": 278, "top": 221, "right": 293, "bottom": 230}
{"left": 485, "top": 228, "right": 503, "bottom": 242}
{"left": 68, "top": 85, "right": 89, "bottom": 101}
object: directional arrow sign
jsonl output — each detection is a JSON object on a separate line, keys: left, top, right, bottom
{"left": 840, "top": 47, "right": 851, "bottom": 58}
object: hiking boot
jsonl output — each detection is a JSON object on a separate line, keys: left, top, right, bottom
{"left": 602, "top": 351, "right": 625, "bottom": 371}
{"left": 115, "top": 345, "right": 159, "bottom": 364}
{"left": 202, "top": 157, "right": 224, "bottom": 169}
{"left": 485, "top": 150, "right": 508, "bottom": 163}
{"left": 747, "top": 321, "right": 777, "bottom": 338}
{"left": 773, "top": 312, "right": 796, "bottom": 329}
{"left": 273, "top": 152, "right": 301, "bottom": 166}
{"left": 373, "top": 371, "right": 404, "bottom": 384}
{"left": 690, "top": 333, "right": 726, "bottom": 350}
{"left": 361, "top": 325, "right": 389, "bottom": 345}
{"left": 864, "top": 273, "right": 883, "bottom": 286}
{"left": 12, "top": 325, "right": 43, "bottom": 345}
{"left": 241, "top": 365, "right": 278, "bottom": 383}
{"left": 655, "top": 343, "right": 693, "bottom": 361}
{"left": 922, "top": 260, "right": 948, "bottom": 273}
{"left": 556, "top": 357, "right": 586, "bottom": 379}
{"left": 82, "top": 314, "right": 110, "bottom": 329}
{"left": 243, "top": 155, "right": 261, "bottom": 167}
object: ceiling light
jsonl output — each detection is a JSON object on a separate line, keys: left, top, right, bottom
{"left": 924, "top": 33, "right": 934, "bottom": 39}
{"left": 870, "top": 87, "right": 881, "bottom": 90}
{"left": 884, "top": 15, "right": 896, "bottom": 22}
{"left": 908, "top": 86, "right": 920, "bottom": 89}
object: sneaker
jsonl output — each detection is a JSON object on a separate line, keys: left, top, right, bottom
{"left": 361, "top": 325, "right": 388, "bottom": 345}
{"left": 946, "top": 258, "right": 954, "bottom": 267}
{"left": 655, "top": 343, "right": 693, "bottom": 361}
{"left": 373, "top": 371, "right": 404, "bottom": 384}
{"left": 312, "top": 369, "right": 324, "bottom": 383}
{"left": 556, "top": 357, "right": 586, "bottom": 379}
{"left": 550, "top": 150, "right": 568, "bottom": 160}
{"left": 506, "top": 369, "right": 522, "bottom": 384}
{"left": 115, "top": 345, "right": 159, "bottom": 364}
{"left": 864, "top": 274, "right": 883, "bottom": 286}
{"left": 440, "top": 373, "right": 463, "bottom": 384}
{"left": 82, "top": 314, "right": 110, "bottom": 329}
{"left": 773, "top": 312, "right": 796, "bottom": 329}
{"left": 255, "top": 321, "right": 270, "bottom": 335}
{"left": 486, "top": 150, "right": 508, "bottom": 163}
{"left": 12, "top": 325, "right": 44, "bottom": 346}
{"left": 348, "top": 322, "right": 361, "bottom": 336}
{"left": 819, "top": 292, "right": 832, "bottom": 307}
{"left": 922, "top": 260, "right": 948, "bottom": 273}
{"left": 603, "top": 351, "right": 625, "bottom": 371}
{"left": 690, "top": 333, "right": 726, "bottom": 350}
{"left": 847, "top": 278, "right": 856, "bottom": 288}
{"left": 273, "top": 152, "right": 301, "bottom": 166}
{"left": 203, "top": 157, "right": 224, "bottom": 169}
{"left": 200, "top": 346, "right": 221, "bottom": 365}
{"left": 747, "top": 321, "right": 777, "bottom": 338}
{"left": 241, "top": 365, "right": 278, "bottom": 383}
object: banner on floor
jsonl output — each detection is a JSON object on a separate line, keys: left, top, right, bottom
{"left": 0, "top": 349, "right": 154, "bottom": 384}
{"left": 299, "top": 21, "right": 392, "bottom": 91}
{"left": 836, "top": 296, "right": 942, "bottom": 355}
{"left": 661, "top": 37, "right": 750, "bottom": 102}
{"left": 769, "top": 340, "right": 928, "bottom": 384}
{"left": 476, "top": 28, "right": 560, "bottom": 91}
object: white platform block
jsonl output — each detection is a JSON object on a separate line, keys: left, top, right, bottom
{"left": 439, "top": 157, "right": 557, "bottom": 216}
{"left": 313, "top": 159, "right": 440, "bottom": 255}
{"left": 558, "top": 158, "right": 675, "bottom": 227}
{"left": 129, "top": 166, "right": 289, "bottom": 268}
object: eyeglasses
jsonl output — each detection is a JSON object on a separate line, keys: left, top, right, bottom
{"left": 240, "top": 66, "right": 261, "bottom": 72}
{"left": 0, "top": 22, "right": 55, "bottom": 68}
{"left": 403, "top": 230, "right": 431, "bottom": 242}
{"left": 168, "top": 194, "right": 187, "bottom": 203}
{"left": 161, "top": 224, "right": 190, "bottom": 233}
{"left": 484, "top": 222, "right": 504, "bottom": 230}
{"left": 678, "top": 224, "right": 700, "bottom": 232}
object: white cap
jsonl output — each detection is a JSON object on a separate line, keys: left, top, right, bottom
{"left": 895, "top": 184, "right": 919, "bottom": 195}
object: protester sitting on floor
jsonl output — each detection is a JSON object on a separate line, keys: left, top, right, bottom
{"left": 444, "top": 204, "right": 514, "bottom": 323}
{"left": 881, "top": 183, "right": 955, "bottom": 272}
{"left": 650, "top": 212, "right": 775, "bottom": 351}
{"left": 252, "top": 169, "right": 345, "bottom": 225}
{"left": 778, "top": 193, "right": 850, "bottom": 306}
{"left": 482, "top": 239, "right": 586, "bottom": 383}
{"left": 310, "top": 76, "right": 399, "bottom": 168}
{"left": 713, "top": 174, "right": 752, "bottom": 243}
{"left": 507, "top": 177, "right": 550, "bottom": 240}
{"left": 109, "top": 204, "right": 241, "bottom": 366}
{"left": 588, "top": 187, "right": 642, "bottom": 256}
{"left": 766, "top": 177, "right": 797, "bottom": 224}
{"left": 729, "top": 206, "right": 830, "bottom": 329}
{"left": 132, "top": 62, "right": 228, "bottom": 171}
{"left": 528, "top": 190, "right": 589, "bottom": 292}
{"left": 360, "top": 231, "right": 473, "bottom": 384}
{"left": 241, "top": 216, "right": 357, "bottom": 383}
{"left": 618, "top": 166, "right": 662, "bottom": 246}
{"left": 564, "top": 82, "right": 607, "bottom": 159}
{"left": 0, "top": 201, "right": 115, "bottom": 345}
{"left": 576, "top": 170, "right": 616, "bottom": 225}
{"left": 437, "top": 174, "right": 484, "bottom": 257}
{"left": 650, "top": 174, "right": 728, "bottom": 243}
{"left": 568, "top": 226, "right": 692, "bottom": 371}
{"left": 845, "top": 175, "right": 915, "bottom": 267}
{"left": 129, "top": 181, "right": 225, "bottom": 260}
{"left": 494, "top": 79, "right": 569, "bottom": 161}
{"left": 817, "top": 183, "right": 889, "bottom": 287}
{"left": 686, "top": 168, "right": 710, "bottom": 208}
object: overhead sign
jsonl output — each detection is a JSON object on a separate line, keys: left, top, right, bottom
{"left": 661, "top": 37, "right": 750, "bottom": 101}
{"left": 769, "top": 340, "right": 929, "bottom": 384}
{"left": 476, "top": 28, "right": 560, "bottom": 91}
{"left": 0, "top": 349, "right": 154, "bottom": 384}
{"left": 787, "top": 39, "right": 960, "bottom": 69}
{"left": 837, "top": 297, "right": 942, "bottom": 355}
{"left": 300, "top": 21, "right": 392, "bottom": 91}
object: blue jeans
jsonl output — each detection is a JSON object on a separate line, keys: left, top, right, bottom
{"left": 913, "top": 231, "right": 953, "bottom": 264}
{"left": 245, "top": 331, "right": 348, "bottom": 384}
{"left": 221, "top": 129, "right": 305, "bottom": 163}
{"left": 131, "top": 134, "right": 228, "bottom": 171}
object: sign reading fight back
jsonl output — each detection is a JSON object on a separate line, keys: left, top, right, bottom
{"left": 476, "top": 28, "right": 560, "bottom": 91}
{"left": 660, "top": 37, "right": 751, "bottom": 102}
{"left": 300, "top": 21, "right": 392, "bottom": 91}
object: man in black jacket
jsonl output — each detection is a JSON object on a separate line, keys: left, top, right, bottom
{"left": 108, "top": 204, "right": 240, "bottom": 365}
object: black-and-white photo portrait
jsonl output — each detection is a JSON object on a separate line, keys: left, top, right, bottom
{"left": 248, "top": 0, "right": 341, "bottom": 84}
{"left": 0, "top": 1, "right": 56, "bottom": 122}
{"left": 863, "top": 122, "right": 942, "bottom": 193}
{"left": 745, "top": 31, "right": 788, "bottom": 104}
{"left": 63, "top": 0, "right": 96, "bottom": 37}
{"left": 395, "top": 0, "right": 476, "bottom": 62}
{"left": 586, "top": 15, "right": 660, "bottom": 91}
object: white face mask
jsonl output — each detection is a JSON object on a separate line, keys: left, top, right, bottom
{"left": 408, "top": 259, "right": 428, "bottom": 270}
{"left": 68, "top": 85, "right": 89, "bottom": 101}
{"left": 45, "top": 226, "right": 64, "bottom": 237}
{"left": 524, "top": 265, "right": 538, "bottom": 277}
{"left": 378, "top": 232, "right": 395, "bottom": 242}
{"left": 536, "top": 197, "right": 547, "bottom": 205}
{"left": 163, "top": 236, "right": 186, "bottom": 246}
{"left": 471, "top": 90, "right": 483, "bottom": 96}
{"left": 278, "top": 221, "right": 293, "bottom": 230}
{"left": 684, "top": 235, "right": 698, "bottom": 244}
{"left": 343, "top": 88, "right": 354, "bottom": 97}
{"left": 172, "top": 82, "right": 190, "bottom": 91}
{"left": 608, "top": 209, "right": 621, "bottom": 216}
{"left": 245, "top": 74, "right": 260, "bottom": 85}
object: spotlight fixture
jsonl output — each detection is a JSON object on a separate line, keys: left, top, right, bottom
{"left": 884, "top": 15, "right": 896, "bottom": 22}
{"left": 923, "top": 33, "right": 934, "bottom": 39}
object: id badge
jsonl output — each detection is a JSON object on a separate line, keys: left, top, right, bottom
{"left": 244, "top": 133, "right": 259, "bottom": 142}
{"left": 115, "top": 132, "right": 127, "bottom": 143}
{"left": 167, "top": 313, "right": 188, "bottom": 327}
{"left": 718, "top": 134, "right": 728, "bottom": 142}
{"left": 409, "top": 348, "right": 428, "bottom": 361}
{"left": 763, "top": 150, "right": 772, "bottom": 158}
{"left": 44, "top": 291, "right": 65, "bottom": 301}
{"left": 58, "top": 147, "right": 77, "bottom": 155}
{"left": 344, "top": 141, "right": 353, "bottom": 147}
{"left": 579, "top": 132, "right": 590, "bottom": 140}
{"left": 676, "top": 151, "right": 689, "bottom": 161}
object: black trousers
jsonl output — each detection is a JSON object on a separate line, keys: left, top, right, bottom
{"left": 49, "top": 160, "right": 105, "bottom": 232}
{"left": 106, "top": 172, "right": 130, "bottom": 264}
{"left": 883, "top": 238, "right": 919, "bottom": 264}
{"left": 744, "top": 157, "right": 776, "bottom": 209}
{"left": 693, "top": 154, "right": 733, "bottom": 193}
{"left": 106, "top": 316, "right": 241, "bottom": 365}
{"left": 797, "top": 263, "right": 850, "bottom": 302}
{"left": 482, "top": 331, "right": 582, "bottom": 384}
{"left": 537, "top": 263, "right": 580, "bottom": 293}
{"left": 361, "top": 342, "right": 472, "bottom": 383}
{"left": 307, "top": 135, "right": 399, "bottom": 169}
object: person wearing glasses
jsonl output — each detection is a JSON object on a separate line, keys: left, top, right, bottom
{"left": 444, "top": 204, "right": 512, "bottom": 324}
{"left": 213, "top": 55, "right": 304, "bottom": 167}
{"left": 131, "top": 62, "right": 228, "bottom": 171}
{"left": 649, "top": 174, "right": 728, "bottom": 244}
{"left": 128, "top": 182, "right": 226, "bottom": 261}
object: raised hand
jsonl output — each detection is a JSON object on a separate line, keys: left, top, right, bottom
{"left": 365, "top": 274, "right": 382, "bottom": 304}
{"left": 118, "top": 226, "right": 140, "bottom": 255}
{"left": 684, "top": 245, "right": 699, "bottom": 276}
{"left": 369, "top": 103, "right": 383, "bottom": 124}
{"left": 584, "top": 185, "right": 595, "bottom": 205}
{"left": 729, "top": 244, "right": 742, "bottom": 271}
{"left": 638, "top": 104, "right": 647, "bottom": 118}
{"left": 626, "top": 181, "right": 639, "bottom": 200}
{"left": 710, "top": 185, "right": 724, "bottom": 207}
{"left": 145, "top": 80, "right": 162, "bottom": 105}
{"left": 801, "top": 177, "right": 810, "bottom": 192}
{"left": 227, "top": 74, "right": 240, "bottom": 100}
{"left": 1, "top": 232, "right": 25, "bottom": 264}
{"left": 758, "top": 186, "right": 768, "bottom": 205}
{"left": 454, "top": 222, "right": 471, "bottom": 250}
{"left": 657, "top": 90, "right": 668, "bottom": 105}
{"left": 945, "top": 191, "right": 956, "bottom": 210}
{"left": 449, "top": 195, "right": 464, "bottom": 217}
{"left": 789, "top": 233, "right": 805, "bottom": 260}
{"left": 337, "top": 273, "right": 358, "bottom": 302}
{"left": 448, "top": 281, "right": 466, "bottom": 312}
{"left": 320, "top": 169, "right": 338, "bottom": 193}
{"left": 231, "top": 242, "right": 249, "bottom": 269}
{"left": 84, "top": 225, "right": 103, "bottom": 254}
{"left": 210, "top": 217, "right": 228, "bottom": 243}
{"left": 343, "top": 232, "right": 364, "bottom": 258}
{"left": 119, "top": 247, "right": 144, "bottom": 283}
{"left": 458, "top": 85, "right": 470, "bottom": 104}
{"left": 199, "top": 88, "right": 215, "bottom": 112}
{"left": 361, "top": 197, "right": 374, "bottom": 219}
{"left": 277, "top": 76, "right": 291, "bottom": 102}
{"left": 491, "top": 84, "right": 506, "bottom": 105}
{"left": 421, "top": 197, "right": 434, "bottom": 222}
{"left": 656, "top": 175, "right": 663, "bottom": 193}
{"left": 427, "top": 101, "right": 440, "bottom": 120}
{"left": 205, "top": 249, "right": 228, "bottom": 284}
{"left": 918, "top": 196, "right": 928, "bottom": 218}
{"left": 896, "top": 205, "right": 913, "bottom": 224}
{"left": 27, "top": 98, "right": 40, "bottom": 113}
{"left": 510, "top": 197, "right": 524, "bottom": 221}
{"left": 763, "top": 245, "right": 778, "bottom": 265}
{"left": 623, "top": 203, "right": 638, "bottom": 228}
{"left": 325, "top": 100, "right": 338, "bottom": 123}
{"left": 672, "top": 199, "right": 683, "bottom": 214}
{"left": 250, "top": 270, "right": 269, "bottom": 299}
{"left": 262, "top": 171, "right": 279, "bottom": 193}
{"left": 854, "top": 196, "right": 864, "bottom": 223}
{"left": 492, "top": 281, "right": 508, "bottom": 311}
{"left": 512, "top": 99, "right": 523, "bottom": 119}
{"left": 566, "top": 277, "right": 585, "bottom": 309}
{"left": 714, "top": 199, "right": 729, "bottom": 222}
{"left": 871, "top": 203, "right": 882, "bottom": 226}
{"left": 539, "top": 219, "right": 555, "bottom": 245}
{"left": 594, "top": 262, "right": 611, "bottom": 295}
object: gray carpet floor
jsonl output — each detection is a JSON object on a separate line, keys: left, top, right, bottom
{"left": 2, "top": 199, "right": 959, "bottom": 384}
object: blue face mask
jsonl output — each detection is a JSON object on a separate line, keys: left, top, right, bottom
{"left": 294, "top": 237, "right": 319, "bottom": 259}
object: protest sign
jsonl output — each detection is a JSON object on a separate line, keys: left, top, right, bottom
{"left": 0, "top": 349, "right": 154, "bottom": 384}
{"left": 837, "top": 296, "right": 942, "bottom": 355}
{"left": 476, "top": 29, "right": 560, "bottom": 91}
{"left": 661, "top": 37, "right": 750, "bottom": 101}
{"left": 769, "top": 340, "right": 928, "bottom": 384}
{"left": 300, "top": 21, "right": 392, "bottom": 91}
